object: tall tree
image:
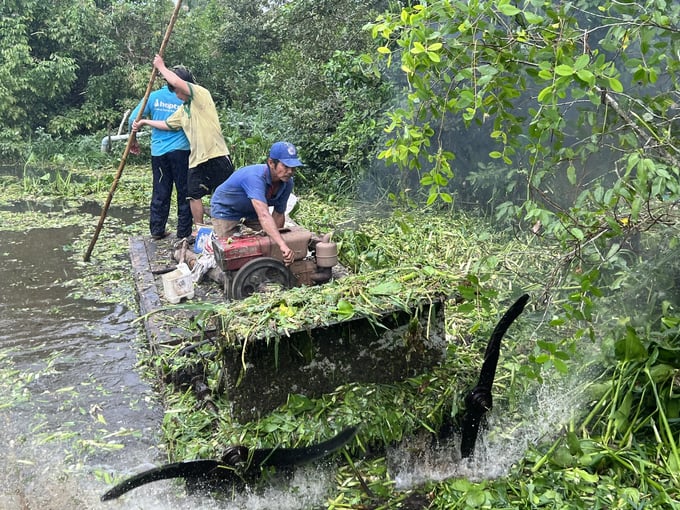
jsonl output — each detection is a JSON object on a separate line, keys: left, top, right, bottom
{"left": 0, "top": 0, "right": 78, "bottom": 144}
{"left": 252, "top": 0, "right": 396, "bottom": 180}
{"left": 0, "top": 0, "right": 178, "bottom": 146}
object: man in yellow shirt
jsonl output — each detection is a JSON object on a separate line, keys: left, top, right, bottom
{"left": 133, "top": 55, "right": 234, "bottom": 231}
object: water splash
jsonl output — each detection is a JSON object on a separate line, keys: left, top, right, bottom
{"left": 94, "top": 464, "right": 334, "bottom": 510}
{"left": 220, "top": 465, "right": 335, "bottom": 510}
{"left": 389, "top": 370, "right": 591, "bottom": 489}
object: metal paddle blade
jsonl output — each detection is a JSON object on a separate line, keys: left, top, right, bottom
{"left": 251, "top": 426, "right": 358, "bottom": 468}
{"left": 459, "top": 294, "right": 529, "bottom": 458}
{"left": 477, "top": 293, "right": 530, "bottom": 390}
{"left": 100, "top": 459, "right": 223, "bottom": 501}
{"left": 459, "top": 390, "right": 487, "bottom": 459}
{"left": 100, "top": 426, "right": 358, "bottom": 501}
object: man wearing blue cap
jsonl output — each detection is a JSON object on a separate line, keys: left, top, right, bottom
{"left": 210, "top": 142, "right": 303, "bottom": 265}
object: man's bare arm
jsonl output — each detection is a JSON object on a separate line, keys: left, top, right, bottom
{"left": 153, "top": 54, "right": 191, "bottom": 97}
{"left": 132, "top": 119, "right": 170, "bottom": 131}
{"left": 271, "top": 210, "right": 286, "bottom": 229}
{"left": 252, "top": 200, "right": 294, "bottom": 264}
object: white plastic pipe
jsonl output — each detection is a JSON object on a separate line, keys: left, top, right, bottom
{"left": 100, "top": 131, "right": 148, "bottom": 153}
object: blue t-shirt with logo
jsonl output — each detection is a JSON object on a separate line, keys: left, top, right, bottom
{"left": 210, "top": 164, "right": 294, "bottom": 221}
{"left": 129, "top": 86, "right": 189, "bottom": 156}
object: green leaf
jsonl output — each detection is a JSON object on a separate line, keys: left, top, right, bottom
{"left": 566, "top": 431, "right": 583, "bottom": 455}
{"left": 427, "top": 51, "right": 441, "bottom": 63}
{"left": 458, "top": 19, "right": 472, "bottom": 32}
{"left": 576, "top": 69, "right": 595, "bottom": 84}
{"left": 498, "top": 4, "right": 521, "bottom": 16}
{"left": 538, "top": 69, "right": 553, "bottom": 80}
{"left": 649, "top": 67, "right": 658, "bottom": 84}
{"left": 570, "top": 227, "right": 584, "bottom": 241}
{"left": 537, "top": 339, "right": 556, "bottom": 353}
{"left": 613, "top": 391, "right": 633, "bottom": 432}
{"left": 552, "top": 446, "right": 574, "bottom": 467}
{"left": 572, "top": 468, "right": 599, "bottom": 483}
{"left": 614, "top": 326, "right": 647, "bottom": 361}
{"left": 434, "top": 172, "right": 449, "bottom": 186}
{"left": 537, "top": 85, "right": 553, "bottom": 102}
{"left": 262, "top": 422, "right": 279, "bottom": 433}
{"left": 608, "top": 77, "right": 624, "bottom": 92}
{"left": 647, "top": 364, "right": 674, "bottom": 383}
{"left": 553, "top": 358, "right": 568, "bottom": 373}
{"left": 369, "top": 280, "right": 402, "bottom": 295}
{"left": 420, "top": 174, "right": 434, "bottom": 185}
{"left": 451, "top": 478, "right": 474, "bottom": 491}
{"left": 524, "top": 12, "right": 544, "bottom": 24}
{"left": 574, "top": 54, "right": 591, "bottom": 70}
{"left": 555, "top": 64, "right": 575, "bottom": 76}
{"left": 465, "top": 488, "right": 487, "bottom": 507}
{"left": 567, "top": 164, "right": 576, "bottom": 185}
{"left": 335, "top": 299, "right": 355, "bottom": 318}
{"left": 535, "top": 353, "right": 550, "bottom": 363}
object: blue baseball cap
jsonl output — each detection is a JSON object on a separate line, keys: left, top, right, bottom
{"left": 269, "top": 141, "right": 303, "bottom": 167}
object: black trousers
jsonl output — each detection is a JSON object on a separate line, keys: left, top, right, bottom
{"left": 150, "top": 149, "right": 192, "bottom": 238}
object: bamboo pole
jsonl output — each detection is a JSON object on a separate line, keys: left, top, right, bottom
{"left": 84, "top": 0, "right": 184, "bottom": 262}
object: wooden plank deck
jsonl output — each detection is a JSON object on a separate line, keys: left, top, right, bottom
{"left": 129, "top": 236, "right": 223, "bottom": 349}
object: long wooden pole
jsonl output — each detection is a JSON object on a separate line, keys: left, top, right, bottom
{"left": 84, "top": 0, "right": 184, "bottom": 262}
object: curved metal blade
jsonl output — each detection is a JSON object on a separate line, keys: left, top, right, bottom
{"left": 100, "top": 459, "right": 224, "bottom": 501}
{"left": 459, "top": 294, "right": 529, "bottom": 458}
{"left": 100, "top": 426, "right": 358, "bottom": 501}
{"left": 251, "top": 426, "right": 358, "bottom": 468}
{"left": 477, "top": 294, "right": 529, "bottom": 390}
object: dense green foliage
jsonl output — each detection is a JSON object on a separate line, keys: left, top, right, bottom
{"left": 0, "top": 0, "right": 394, "bottom": 191}
{"left": 368, "top": 0, "right": 680, "bottom": 238}
{"left": 2, "top": 0, "right": 680, "bottom": 507}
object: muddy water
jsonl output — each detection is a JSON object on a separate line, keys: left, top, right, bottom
{"left": 0, "top": 201, "right": 332, "bottom": 509}
{"left": 0, "top": 219, "right": 168, "bottom": 509}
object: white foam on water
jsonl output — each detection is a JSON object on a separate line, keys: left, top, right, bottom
{"left": 220, "top": 464, "right": 335, "bottom": 510}
{"left": 389, "top": 367, "right": 592, "bottom": 489}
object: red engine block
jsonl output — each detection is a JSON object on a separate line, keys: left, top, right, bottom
{"left": 211, "top": 226, "right": 313, "bottom": 272}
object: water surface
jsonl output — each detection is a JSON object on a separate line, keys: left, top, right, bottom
{"left": 0, "top": 211, "right": 332, "bottom": 509}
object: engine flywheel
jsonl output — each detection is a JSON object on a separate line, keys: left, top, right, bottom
{"left": 231, "top": 257, "right": 292, "bottom": 299}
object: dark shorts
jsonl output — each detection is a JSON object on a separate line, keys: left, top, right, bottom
{"left": 187, "top": 155, "right": 234, "bottom": 200}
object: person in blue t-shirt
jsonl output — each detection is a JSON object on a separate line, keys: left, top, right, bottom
{"left": 210, "top": 142, "right": 303, "bottom": 265}
{"left": 129, "top": 75, "right": 193, "bottom": 241}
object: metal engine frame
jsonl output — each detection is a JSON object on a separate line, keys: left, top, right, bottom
{"left": 210, "top": 225, "right": 337, "bottom": 300}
